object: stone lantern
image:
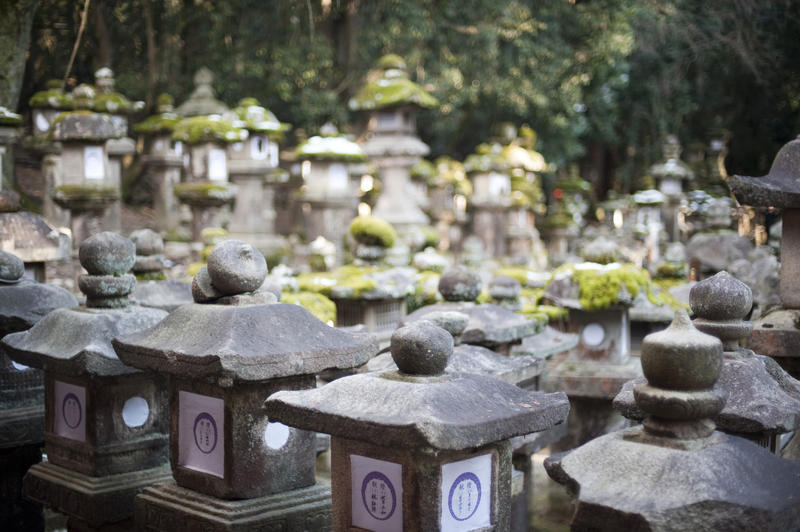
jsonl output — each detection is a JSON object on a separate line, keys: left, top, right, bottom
{"left": 540, "top": 262, "right": 643, "bottom": 450}
{"left": 112, "top": 240, "right": 377, "bottom": 530}
{"left": 350, "top": 54, "right": 438, "bottom": 245}
{"left": 129, "top": 229, "right": 192, "bottom": 312}
{"left": 171, "top": 114, "right": 246, "bottom": 242}
{"left": 464, "top": 143, "right": 513, "bottom": 258}
{"left": 0, "top": 106, "right": 22, "bottom": 192}
{"left": 632, "top": 188, "right": 666, "bottom": 266}
{"left": 266, "top": 320, "right": 569, "bottom": 531}
{"left": 133, "top": 93, "right": 183, "bottom": 232}
{"left": 0, "top": 189, "right": 70, "bottom": 282}
{"left": 299, "top": 123, "right": 366, "bottom": 262}
{"left": 615, "top": 271, "right": 800, "bottom": 456}
{"left": 402, "top": 265, "right": 539, "bottom": 356}
{"left": 426, "top": 157, "right": 471, "bottom": 252}
{"left": 543, "top": 169, "right": 591, "bottom": 266}
{"left": 93, "top": 67, "right": 141, "bottom": 232}
{"left": 729, "top": 137, "right": 800, "bottom": 379}
{"left": 51, "top": 85, "right": 123, "bottom": 248}
{"left": 227, "top": 97, "right": 290, "bottom": 250}
{"left": 648, "top": 135, "right": 693, "bottom": 242}
{"left": 1, "top": 232, "right": 169, "bottom": 531}
{"left": 545, "top": 311, "right": 800, "bottom": 530}
{"left": 0, "top": 250, "right": 78, "bottom": 531}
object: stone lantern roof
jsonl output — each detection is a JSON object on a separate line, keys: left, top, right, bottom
{"left": 0, "top": 190, "right": 71, "bottom": 266}
{"left": 543, "top": 262, "right": 655, "bottom": 311}
{"left": 171, "top": 114, "right": 247, "bottom": 145}
{"left": 133, "top": 94, "right": 180, "bottom": 135}
{"left": 0, "top": 106, "right": 22, "bottom": 127}
{"left": 297, "top": 123, "right": 366, "bottom": 162}
{"left": 174, "top": 67, "right": 229, "bottom": 117}
{"left": 728, "top": 136, "right": 800, "bottom": 208}
{"left": 402, "top": 265, "right": 539, "bottom": 347}
{"left": 28, "top": 79, "right": 74, "bottom": 110}
{"left": 113, "top": 240, "right": 377, "bottom": 385}
{"left": 92, "top": 67, "right": 144, "bottom": 115}
{"left": 632, "top": 188, "right": 666, "bottom": 206}
{"left": 464, "top": 143, "right": 510, "bottom": 174}
{"left": 349, "top": 54, "right": 438, "bottom": 112}
{"left": 0, "top": 250, "right": 78, "bottom": 335}
{"left": 232, "top": 97, "right": 290, "bottom": 138}
{"left": 266, "top": 320, "right": 569, "bottom": 450}
{"left": 51, "top": 85, "right": 122, "bottom": 142}
{"left": 1, "top": 232, "right": 167, "bottom": 377}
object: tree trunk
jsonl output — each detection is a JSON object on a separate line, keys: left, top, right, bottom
{"left": 0, "top": 0, "right": 38, "bottom": 110}
{"left": 94, "top": 0, "right": 112, "bottom": 68}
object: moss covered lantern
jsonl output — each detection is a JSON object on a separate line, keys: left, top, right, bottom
{"left": 112, "top": 240, "right": 377, "bottom": 530}
{"left": 134, "top": 93, "right": 184, "bottom": 231}
{"left": 50, "top": 84, "right": 124, "bottom": 248}
{"left": 350, "top": 54, "right": 438, "bottom": 243}
{"left": 28, "top": 79, "right": 74, "bottom": 142}
{"left": 266, "top": 320, "right": 570, "bottom": 531}
{"left": 464, "top": 142, "right": 514, "bottom": 258}
{"left": 172, "top": 114, "right": 245, "bottom": 241}
{"left": 226, "top": 97, "right": 290, "bottom": 247}
{"left": 299, "top": 123, "right": 366, "bottom": 261}
{"left": 1, "top": 233, "right": 170, "bottom": 530}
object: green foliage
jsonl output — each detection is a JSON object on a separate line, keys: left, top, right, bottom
{"left": 296, "top": 265, "right": 378, "bottom": 298}
{"left": 407, "top": 270, "right": 440, "bottom": 312}
{"left": 282, "top": 291, "right": 337, "bottom": 324}
{"left": 349, "top": 216, "right": 397, "bottom": 248}
{"left": 136, "top": 271, "right": 167, "bottom": 281}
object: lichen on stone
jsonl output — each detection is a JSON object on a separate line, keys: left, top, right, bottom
{"left": 297, "top": 132, "right": 366, "bottom": 162}
{"left": 232, "top": 97, "right": 290, "bottom": 139}
{"left": 464, "top": 143, "right": 509, "bottom": 174}
{"left": 349, "top": 216, "right": 397, "bottom": 248}
{"left": 173, "top": 182, "right": 234, "bottom": 201}
{"left": 29, "top": 82, "right": 74, "bottom": 110}
{"left": 296, "top": 265, "right": 379, "bottom": 298}
{"left": 93, "top": 92, "right": 137, "bottom": 114}
{"left": 0, "top": 107, "right": 23, "bottom": 126}
{"left": 281, "top": 290, "right": 337, "bottom": 324}
{"left": 172, "top": 115, "right": 248, "bottom": 144}
{"left": 134, "top": 112, "right": 180, "bottom": 134}
{"left": 349, "top": 54, "right": 438, "bottom": 111}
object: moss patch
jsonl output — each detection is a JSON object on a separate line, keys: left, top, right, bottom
{"left": 94, "top": 92, "right": 136, "bottom": 113}
{"left": 136, "top": 272, "right": 167, "bottom": 281}
{"left": 0, "top": 107, "right": 22, "bottom": 126}
{"left": 296, "top": 265, "right": 379, "bottom": 298}
{"left": 174, "top": 182, "right": 234, "bottom": 202}
{"left": 134, "top": 112, "right": 180, "bottom": 134}
{"left": 172, "top": 115, "right": 247, "bottom": 144}
{"left": 350, "top": 76, "right": 438, "bottom": 111}
{"left": 282, "top": 291, "right": 337, "bottom": 324}
{"left": 407, "top": 270, "right": 441, "bottom": 313}
{"left": 350, "top": 216, "right": 397, "bottom": 248}
{"left": 29, "top": 87, "right": 74, "bottom": 109}
{"left": 53, "top": 184, "right": 118, "bottom": 201}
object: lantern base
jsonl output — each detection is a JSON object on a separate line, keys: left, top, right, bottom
{"left": 134, "top": 479, "right": 333, "bottom": 532}
{"left": 22, "top": 460, "right": 171, "bottom": 530}
{"left": 749, "top": 308, "right": 800, "bottom": 379}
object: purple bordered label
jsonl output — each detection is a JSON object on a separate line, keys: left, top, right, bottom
{"left": 448, "top": 472, "right": 481, "bottom": 521}
{"left": 361, "top": 471, "right": 397, "bottom": 520}
{"left": 193, "top": 412, "right": 218, "bottom": 454}
{"left": 62, "top": 392, "right": 82, "bottom": 429}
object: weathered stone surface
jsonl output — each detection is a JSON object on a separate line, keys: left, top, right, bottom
{"left": 134, "top": 480, "right": 333, "bottom": 532}
{"left": 129, "top": 228, "right": 164, "bottom": 256}
{"left": 78, "top": 273, "right": 136, "bottom": 307}
{"left": 488, "top": 275, "right": 522, "bottom": 300}
{"left": 0, "top": 250, "right": 24, "bottom": 281}
{"left": 510, "top": 326, "right": 579, "bottom": 360}
{"left": 544, "top": 428, "right": 800, "bottom": 531}
{"left": 367, "top": 343, "right": 545, "bottom": 386}
{"left": 0, "top": 190, "right": 21, "bottom": 212}
{"left": 113, "top": 303, "right": 377, "bottom": 383}
{"left": 266, "top": 364, "right": 569, "bottom": 450}
{"left": 206, "top": 240, "right": 267, "bottom": 295}
{"left": 690, "top": 271, "right": 752, "bottom": 321}
{"left": 416, "top": 310, "right": 469, "bottom": 339}
{"left": 390, "top": 321, "right": 452, "bottom": 375}
{"left": 131, "top": 280, "right": 193, "bottom": 312}
{"left": 403, "top": 301, "right": 538, "bottom": 348}
{"left": 1, "top": 306, "right": 167, "bottom": 377}
{"left": 542, "top": 356, "right": 642, "bottom": 400}
{"left": 615, "top": 350, "right": 800, "bottom": 435}
{"left": 728, "top": 136, "right": 800, "bottom": 208}
{"left": 191, "top": 265, "right": 222, "bottom": 303}
{"left": 78, "top": 232, "right": 136, "bottom": 276}
{"left": 437, "top": 265, "right": 482, "bottom": 301}
{"left": 0, "top": 210, "right": 71, "bottom": 264}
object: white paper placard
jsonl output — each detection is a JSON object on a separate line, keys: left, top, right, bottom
{"left": 53, "top": 380, "right": 86, "bottom": 442}
{"left": 173, "top": 140, "right": 183, "bottom": 155}
{"left": 84, "top": 146, "right": 105, "bottom": 180}
{"left": 35, "top": 112, "right": 50, "bottom": 133}
{"left": 208, "top": 148, "right": 227, "bottom": 181}
{"left": 268, "top": 143, "right": 279, "bottom": 167}
{"left": 328, "top": 163, "right": 348, "bottom": 192}
{"left": 488, "top": 172, "right": 509, "bottom": 196}
{"left": 178, "top": 390, "right": 225, "bottom": 478}
{"left": 350, "top": 454, "right": 403, "bottom": 532}
{"left": 440, "top": 454, "right": 492, "bottom": 530}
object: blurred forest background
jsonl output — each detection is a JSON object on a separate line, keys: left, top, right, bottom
{"left": 5, "top": 0, "right": 800, "bottom": 196}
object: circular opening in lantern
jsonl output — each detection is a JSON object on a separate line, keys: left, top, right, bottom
{"left": 122, "top": 396, "right": 150, "bottom": 428}
{"left": 264, "top": 421, "right": 290, "bottom": 450}
{"left": 581, "top": 323, "right": 605, "bottom": 347}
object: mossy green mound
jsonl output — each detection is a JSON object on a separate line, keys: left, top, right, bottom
{"left": 282, "top": 291, "right": 337, "bottom": 324}
{"left": 0, "top": 107, "right": 23, "bottom": 126}
{"left": 349, "top": 216, "right": 397, "bottom": 248}
{"left": 94, "top": 92, "right": 136, "bottom": 113}
{"left": 350, "top": 75, "right": 438, "bottom": 111}
{"left": 172, "top": 115, "right": 247, "bottom": 144}
{"left": 29, "top": 86, "right": 74, "bottom": 109}
{"left": 296, "top": 265, "right": 378, "bottom": 298}
{"left": 134, "top": 112, "right": 180, "bottom": 134}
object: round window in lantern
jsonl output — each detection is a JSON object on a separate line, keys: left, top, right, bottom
{"left": 264, "top": 421, "right": 291, "bottom": 450}
{"left": 581, "top": 323, "right": 605, "bottom": 347}
{"left": 122, "top": 396, "right": 150, "bottom": 428}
